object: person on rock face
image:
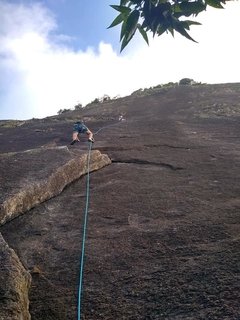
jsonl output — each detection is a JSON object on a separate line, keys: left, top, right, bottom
{"left": 70, "top": 120, "right": 94, "bottom": 145}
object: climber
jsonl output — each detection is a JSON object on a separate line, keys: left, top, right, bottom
{"left": 70, "top": 121, "right": 94, "bottom": 145}
{"left": 118, "top": 115, "right": 126, "bottom": 121}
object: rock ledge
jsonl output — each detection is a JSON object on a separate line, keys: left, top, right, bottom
{"left": 0, "top": 147, "right": 111, "bottom": 225}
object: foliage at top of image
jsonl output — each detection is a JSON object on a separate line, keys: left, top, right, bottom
{"left": 109, "top": 0, "right": 228, "bottom": 51}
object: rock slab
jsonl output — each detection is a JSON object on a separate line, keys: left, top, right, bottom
{"left": 0, "top": 147, "right": 111, "bottom": 225}
{"left": 0, "top": 233, "right": 31, "bottom": 320}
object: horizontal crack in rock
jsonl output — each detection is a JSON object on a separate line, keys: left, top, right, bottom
{"left": 144, "top": 144, "right": 192, "bottom": 150}
{"left": 112, "top": 159, "right": 184, "bottom": 170}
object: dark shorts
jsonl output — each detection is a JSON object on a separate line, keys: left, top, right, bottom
{"left": 73, "top": 123, "right": 88, "bottom": 134}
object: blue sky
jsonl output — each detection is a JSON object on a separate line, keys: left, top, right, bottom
{"left": 0, "top": 0, "right": 240, "bottom": 120}
{"left": 39, "top": 0, "right": 120, "bottom": 51}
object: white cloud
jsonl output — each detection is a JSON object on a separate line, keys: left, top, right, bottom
{"left": 0, "top": 0, "right": 239, "bottom": 120}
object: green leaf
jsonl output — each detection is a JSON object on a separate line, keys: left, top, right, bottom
{"left": 131, "top": 0, "right": 143, "bottom": 4}
{"left": 173, "top": 3, "right": 182, "bottom": 14}
{"left": 120, "top": 35, "right": 133, "bottom": 52}
{"left": 151, "top": 20, "right": 161, "bottom": 37}
{"left": 120, "top": 19, "right": 128, "bottom": 41}
{"left": 137, "top": 24, "right": 149, "bottom": 45}
{"left": 124, "top": 9, "right": 140, "bottom": 41}
{"left": 174, "top": 21, "right": 198, "bottom": 42}
{"left": 108, "top": 13, "right": 124, "bottom": 29}
{"left": 120, "top": 10, "right": 141, "bottom": 51}
{"left": 179, "top": 1, "right": 206, "bottom": 15}
{"left": 110, "top": 5, "right": 131, "bottom": 15}
{"left": 120, "top": 0, "right": 129, "bottom": 5}
{"left": 168, "top": 27, "right": 174, "bottom": 37}
{"left": 184, "top": 20, "right": 202, "bottom": 26}
{"left": 205, "top": 0, "right": 224, "bottom": 8}
{"left": 157, "top": 24, "right": 168, "bottom": 36}
{"left": 180, "top": 19, "right": 201, "bottom": 31}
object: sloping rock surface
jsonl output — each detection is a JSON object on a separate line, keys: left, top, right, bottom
{"left": 0, "top": 233, "right": 31, "bottom": 320}
{"left": 0, "top": 83, "right": 240, "bottom": 319}
{"left": 0, "top": 147, "right": 111, "bottom": 225}
{"left": 0, "top": 146, "right": 110, "bottom": 319}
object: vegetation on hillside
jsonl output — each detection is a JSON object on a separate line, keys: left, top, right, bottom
{"left": 0, "top": 120, "right": 26, "bottom": 128}
{"left": 57, "top": 79, "right": 203, "bottom": 114}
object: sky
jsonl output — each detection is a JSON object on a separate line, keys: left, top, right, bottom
{"left": 0, "top": 0, "right": 240, "bottom": 120}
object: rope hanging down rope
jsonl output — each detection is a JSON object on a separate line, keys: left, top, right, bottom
{"left": 77, "top": 119, "right": 125, "bottom": 319}
{"left": 93, "top": 121, "right": 121, "bottom": 135}
{"left": 77, "top": 141, "right": 92, "bottom": 320}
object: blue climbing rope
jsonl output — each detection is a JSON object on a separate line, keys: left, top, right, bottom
{"left": 77, "top": 141, "right": 92, "bottom": 320}
{"left": 76, "top": 119, "right": 125, "bottom": 319}
{"left": 94, "top": 120, "right": 124, "bottom": 135}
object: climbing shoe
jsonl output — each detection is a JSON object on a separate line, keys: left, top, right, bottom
{"left": 70, "top": 140, "right": 78, "bottom": 145}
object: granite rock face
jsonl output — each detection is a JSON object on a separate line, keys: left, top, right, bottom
{"left": 0, "top": 233, "right": 31, "bottom": 320}
{"left": 0, "top": 83, "right": 240, "bottom": 319}
{"left": 0, "top": 147, "right": 111, "bottom": 225}
{"left": 0, "top": 146, "right": 110, "bottom": 320}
